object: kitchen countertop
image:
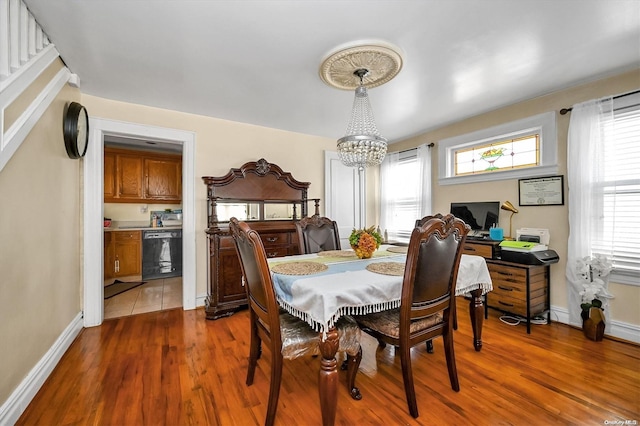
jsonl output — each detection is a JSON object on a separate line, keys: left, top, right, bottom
{"left": 104, "top": 226, "right": 183, "bottom": 231}
{"left": 104, "top": 221, "right": 182, "bottom": 232}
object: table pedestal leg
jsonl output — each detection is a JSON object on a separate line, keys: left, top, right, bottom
{"left": 469, "top": 289, "right": 484, "bottom": 351}
{"left": 318, "top": 328, "right": 339, "bottom": 426}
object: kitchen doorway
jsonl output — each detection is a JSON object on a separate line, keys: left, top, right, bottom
{"left": 84, "top": 118, "right": 196, "bottom": 327}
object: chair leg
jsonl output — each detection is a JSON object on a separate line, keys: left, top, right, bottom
{"left": 443, "top": 326, "right": 460, "bottom": 392}
{"left": 399, "top": 344, "right": 419, "bottom": 418}
{"left": 345, "top": 346, "right": 362, "bottom": 400}
{"left": 246, "top": 323, "right": 260, "bottom": 386}
{"left": 265, "top": 352, "right": 284, "bottom": 426}
{"left": 452, "top": 297, "right": 458, "bottom": 330}
{"left": 426, "top": 340, "right": 434, "bottom": 353}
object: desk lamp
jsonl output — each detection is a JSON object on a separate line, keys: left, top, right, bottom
{"left": 500, "top": 201, "right": 519, "bottom": 240}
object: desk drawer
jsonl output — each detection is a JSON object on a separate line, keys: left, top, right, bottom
{"left": 488, "top": 291, "right": 547, "bottom": 317}
{"left": 462, "top": 243, "right": 493, "bottom": 259}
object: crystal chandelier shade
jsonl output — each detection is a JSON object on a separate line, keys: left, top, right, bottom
{"left": 337, "top": 83, "right": 388, "bottom": 169}
{"left": 319, "top": 41, "right": 403, "bottom": 170}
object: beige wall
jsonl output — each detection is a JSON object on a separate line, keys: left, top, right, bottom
{"left": 0, "top": 84, "right": 82, "bottom": 403}
{"left": 390, "top": 69, "right": 640, "bottom": 327}
{"left": 81, "top": 95, "right": 337, "bottom": 299}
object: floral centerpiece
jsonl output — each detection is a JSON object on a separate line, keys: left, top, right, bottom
{"left": 349, "top": 226, "right": 383, "bottom": 259}
{"left": 576, "top": 254, "right": 613, "bottom": 341}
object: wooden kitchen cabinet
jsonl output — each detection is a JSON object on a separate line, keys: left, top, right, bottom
{"left": 144, "top": 157, "right": 182, "bottom": 201}
{"left": 104, "top": 151, "right": 117, "bottom": 200}
{"left": 104, "top": 230, "right": 115, "bottom": 282}
{"left": 203, "top": 159, "right": 311, "bottom": 320}
{"left": 104, "top": 147, "right": 181, "bottom": 203}
{"left": 104, "top": 230, "right": 142, "bottom": 281}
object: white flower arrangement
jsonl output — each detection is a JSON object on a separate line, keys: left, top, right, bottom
{"left": 576, "top": 255, "right": 614, "bottom": 320}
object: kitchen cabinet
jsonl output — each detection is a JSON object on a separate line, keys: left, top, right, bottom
{"left": 104, "top": 230, "right": 115, "bottom": 281}
{"left": 104, "top": 151, "right": 117, "bottom": 200}
{"left": 104, "top": 147, "right": 181, "bottom": 203}
{"left": 203, "top": 158, "right": 312, "bottom": 320}
{"left": 144, "top": 157, "right": 182, "bottom": 201}
{"left": 104, "top": 230, "right": 142, "bottom": 281}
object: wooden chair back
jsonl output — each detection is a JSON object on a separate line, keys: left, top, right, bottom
{"left": 229, "top": 218, "right": 282, "bottom": 347}
{"left": 295, "top": 215, "right": 341, "bottom": 254}
{"left": 401, "top": 214, "right": 469, "bottom": 345}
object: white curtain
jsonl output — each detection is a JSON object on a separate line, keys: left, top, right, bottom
{"left": 380, "top": 144, "right": 432, "bottom": 242}
{"left": 566, "top": 97, "right": 614, "bottom": 327}
{"left": 380, "top": 150, "right": 400, "bottom": 238}
{"left": 417, "top": 144, "right": 432, "bottom": 216}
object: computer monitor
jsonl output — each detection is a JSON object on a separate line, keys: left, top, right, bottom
{"left": 450, "top": 201, "right": 500, "bottom": 231}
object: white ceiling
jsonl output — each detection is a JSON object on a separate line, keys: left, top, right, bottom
{"left": 24, "top": 0, "right": 640, "bottom": 144}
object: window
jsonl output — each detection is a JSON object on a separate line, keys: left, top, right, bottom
{"left": 380, "top": 145, "right": 431, "bottom": 244}
{"left": 439, "top": 112, "right": 557, "bottom": 185}
{"left": 593, "top": 94, "right": 640, "bottom": 283}
{"left": 455, "top": 134, "right": 539, "bottom": 176}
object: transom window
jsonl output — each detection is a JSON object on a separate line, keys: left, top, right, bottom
{"left": 454, "top": 134, "right": 540, "bottom": 176}
{"left": 439, "top": 111, "right": 557, "bottom": 185}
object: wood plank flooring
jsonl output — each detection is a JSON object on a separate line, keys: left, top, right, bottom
{"left": 17, "top": 299, "right": 640, "bottom": 425}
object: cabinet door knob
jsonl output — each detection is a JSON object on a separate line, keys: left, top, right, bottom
{"left": 266, "top": 237, "right": 278, "bottom": 242}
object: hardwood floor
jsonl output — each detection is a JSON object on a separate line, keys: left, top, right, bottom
{"left": 17, "top": 299, "right": 639, "bottom": 425}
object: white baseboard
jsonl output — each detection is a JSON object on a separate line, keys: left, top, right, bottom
{"left": 196, "top": 293, "right": 207, "bottom": 308}
{"left": 551, "top": 305, "right": 639, "bottom": 344}
{"left": 0, "top": 312, "right": 83, "bottom": 425}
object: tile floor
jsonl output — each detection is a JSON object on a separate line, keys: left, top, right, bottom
{"left": 104, "top": 276, "right": 183, "bottom": 320}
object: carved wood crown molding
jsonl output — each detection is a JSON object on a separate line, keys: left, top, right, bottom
{"left": 202, "top": 158, "right": 310, "bottom": 190}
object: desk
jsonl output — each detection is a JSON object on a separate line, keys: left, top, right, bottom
{"left": 268, "top": 245, "right": 492, "bottom": 425}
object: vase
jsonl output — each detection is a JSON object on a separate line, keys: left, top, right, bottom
{"left": 582, "top": 307, "right": 605, "bottom": 341}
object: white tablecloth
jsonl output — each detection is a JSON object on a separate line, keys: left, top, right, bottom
{"left": 268, "top": 245, "right": 492, "bottom": 335}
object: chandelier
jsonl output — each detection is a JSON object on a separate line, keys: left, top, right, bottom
{"left": 320, "top": 41, "right": 403, "bottom": 170}
{"left": 337, "top": 69, "right": 388, "bottom": 169}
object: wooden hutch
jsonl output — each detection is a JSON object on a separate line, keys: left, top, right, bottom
{"left": 202, "top": 158, "right": 318, "bottom": 319}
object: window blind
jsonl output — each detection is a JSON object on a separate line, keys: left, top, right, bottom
{"left": 593, "top": 100, "right": 640, "bottom": 280}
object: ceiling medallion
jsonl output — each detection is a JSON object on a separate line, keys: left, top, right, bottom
{"left": 319, "top": 41, "right": 403, "bottom": 90}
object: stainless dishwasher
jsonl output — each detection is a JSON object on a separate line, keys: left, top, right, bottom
{"left": 142, "top": 229, "right": 183, "bottom": 280}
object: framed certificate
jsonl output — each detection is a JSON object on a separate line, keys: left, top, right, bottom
{"left": 518, "top": 175, "right": 564, "bottom": 206}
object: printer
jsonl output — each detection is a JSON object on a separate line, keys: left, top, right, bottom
{"left": 499, "top": 239, "right": 559, "bottom": 265}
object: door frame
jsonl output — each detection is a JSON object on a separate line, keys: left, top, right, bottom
{"left": 83, "top": 118, "right": 196, "bottom": 327}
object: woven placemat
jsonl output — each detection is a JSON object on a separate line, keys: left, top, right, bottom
{"left": 366, "top": 262, "right": 405, "bottom": 276}
{"left": 271, "top": 261, "right": 328, "bottom": 275}
{"left": 386, "top": 246, "right": 408, "bottom": 254}
{"left": 317, "top": 250, "right": 356, "bottom": 258}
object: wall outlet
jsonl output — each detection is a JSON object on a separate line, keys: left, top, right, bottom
{"left": 140, "top": 205, "right": 148, "bottom": 213}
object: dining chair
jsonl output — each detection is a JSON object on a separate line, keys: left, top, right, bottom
{"left": 415, "top": 214, "right": 457, "bottom": 353}
{"left": 229, "top": 218, "right": 362, "bottom": 426}
{"left": 356, "top": 213, "right": 469, "bottom": 418}
{"left": 295, "top": 215, "right": 341, "bottom": 254}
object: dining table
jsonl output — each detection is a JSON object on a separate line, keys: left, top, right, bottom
{"left": 267, "top": 244, "right": 493, "bottom": 426}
